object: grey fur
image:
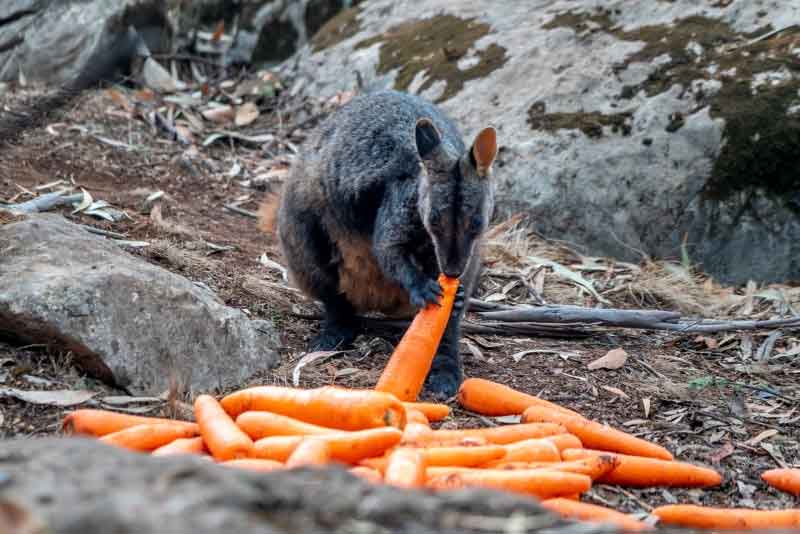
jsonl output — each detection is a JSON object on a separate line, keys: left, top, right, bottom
{"left": 275, "top": 89, "right": 497, "bottom": 397}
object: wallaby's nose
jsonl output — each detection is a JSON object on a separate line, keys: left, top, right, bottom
{"left": 443, "top": 268, "right": 463, "bottom": 278}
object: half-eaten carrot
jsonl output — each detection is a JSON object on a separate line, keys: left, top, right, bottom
{"left": 375, "top": 274, "right": 460, "bottom": 401}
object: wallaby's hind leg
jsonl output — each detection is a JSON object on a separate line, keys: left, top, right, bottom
{"left": 279, "top": 205, "right": 359, "bottom": 352}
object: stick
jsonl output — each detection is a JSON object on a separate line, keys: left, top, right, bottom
{"left": 478, "top": 304, "right": 682, "bottom": 329}
{"left": 223, "top": 204, "right": 258, "bottom": 219}
{"left": 4, "top": 192, "right": 83, "bottom": 214}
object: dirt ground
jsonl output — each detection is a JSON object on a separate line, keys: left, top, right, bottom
{"left": 0, "top": 78, "right": 798, "bottom": 519}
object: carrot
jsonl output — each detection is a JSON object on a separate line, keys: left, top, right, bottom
{"left": 99, "top": 423, "right": 198, "bottom": 452}
{"left": 350, "top": 466, "right": 383, "bottom": 484}
{"left": 363, "top": 445, "right": 507, "bottom": 472}
{"left": 63, "top": 409, "right": 198, "bottom": 437}
{"left": 419, "top": 422, "right": 566, "bottom": 445}
{"left": 483, "top": 438, "right": 560, "bottom": 467}
{"left": 561, "top": 449, "right": 721, "bottom": 488}
{"left": 220, "top": 385, "right": 406, "bottom": 430}
{"left": 762, "top": 468, "right": 800, "bottom": 496}
{"left": 522, "top": 406, "right": 673, "bottom": 460}
{"left": 235, "top": 411, "right": 337, "bottom": 439}
{"left": 375, "top": 274, "right": 460, "bottom": 401}
{"left": 426, "top": 468, "right": 591, "bottom": 499}
{"left": 152, "top": 437, "right": 207, "bottom": 456}
{"left": 458, "top": 378, "right": 580, "bottom": 417}
{"left": 194, "top": 394, "right": 254, "bottom": 461}
{"left": 286, "top": 438, "right": 332, "bottom": 468}
{"left": 542, "top": 498, "right": 647, "bottom": 531}
{"left": 545, "top": 433, "right": 583, "bottom": 452}
{"left": 403, "top": 402, "right": 450, "bottom": 422}
{"left": 253, "top": 427, "right": 402, "bottom": 463}
{"left": 653, "top": 505, "right": 800, "bottom": 530}
{"left": 502, "top": 455, "right": 620, "bottom": 480}
{"left": 222, "top": 459, "right": 284, "bottom": 472}
{"left": 405, "top": 408, "right": 430, "bottom": 425}
{"left": 384, "top": 448, "right": 427, "bottom": 488}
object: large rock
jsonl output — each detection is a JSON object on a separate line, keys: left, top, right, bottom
{"left": 0, "top": 214, "right": 280, "bottom": 395}
{"left": 0, "top": 0, "right": 171, "bottom": 86}
{"left": 282, "top": 0, "right": 800, "bottom": 284}
{"left": 0, "top": 438, "right": 596, "bottom": 534}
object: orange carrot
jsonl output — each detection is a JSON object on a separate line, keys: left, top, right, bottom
{"left": 235, "top": 411, "right": 337, "bottom": 439}
{"left": 99, "top": 423, "right": 198, "bottom": 452}
{"left": 523, "top": 406, "right": 672, "bottom": 460}
{"left": 653, "top": 505, "right": 800, "bottom": 529}
{"left": 420, "top": 422, "right": 566, "bottom": 445}
{"left": 375, "top": 274, "right": 460, "bottom": 401}
{"left": 384, "top": 448, "right": 427, "bottom": 488}
{"left": 542, "top": 498, "right": 647, "bottom": 531}
{"left": 63, "top": 409, "right": 198, "bottom": 437}
{"left": 458, "top": 378, "right": 580, "bottom": 417}
{"left": 194, "top": 394, "right": 254, "bottom": 461}
{"left": 483, "top": 438, "right": 560, "bottom": 467}
{"left": 403, "top": 402, "right": 450, "bottom": 422}
{"left": 507, "top": 455, "right": 620, "bottom": 480}
{"left": 222, "top": 459, "right": 284, "bottom": 472}
{"left": 405, "top": 408, "right": 430, "bottom": 425}
{"left": 426, "top": 468, "right": 591, "bottom": 499}
{"left": 286, "top": 438, "right": 332, "bottom": 468}
{"left": 152, "top": 437, "right": 207, "bottom": 456}
{"left": 363, "top": 445, "right": 507, "bottom": 472}
{"left": 762, "top": 468, "right": 800, "bottom": 496}
{"left": 545, "top": 433, "right": 583, "bottom": 452}
{"left": 253, "top": 427, "right": 402, "bottom": 463}
{"left": 561, "top": 449, "right": 721, "bottom": 487}
{"left": 350, "top": 466, "right": 383, "bottom": 484}
{"left": 220, "top": 385, "right": 406, "bottom": 430}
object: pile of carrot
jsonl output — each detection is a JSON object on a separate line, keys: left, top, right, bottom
{"left": 60, "top": 274, "right": 800, "bottom": 531}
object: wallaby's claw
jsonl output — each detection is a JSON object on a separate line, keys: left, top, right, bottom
{"left": 409, "top": 277, "right": 443, "bottom": 309}
{"left": 451, "top": 285, "right": 466, "bottom": 313}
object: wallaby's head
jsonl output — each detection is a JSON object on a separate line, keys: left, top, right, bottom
{"left": 415, "top": 118, "right": 498, "bottom": 278}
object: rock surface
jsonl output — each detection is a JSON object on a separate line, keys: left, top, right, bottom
{"left": 283, "top": 0, "right": 800, "bottom": 284}
{"left": 0, "top": 214, "right": 280, "bottom": 395}
{"left": 0, "top": 437, "right": 598, "bottom": 534}
{"left": 0, "top": 0, "right": 172, "bottom": 86}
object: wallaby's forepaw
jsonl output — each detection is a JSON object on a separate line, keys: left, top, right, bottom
{"left": 423, "top": 360, "right": 463, "bottom": 400}
{"left": 408, "top": 277, "right": 443, "bottom": 309}
{"left": 452, "top": 285, "right": 466, "bottom": 314}
{"left": 308, "top": 324, "right": 356, "bottom": 352}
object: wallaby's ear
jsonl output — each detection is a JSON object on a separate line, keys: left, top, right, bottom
{"left": 415, "top": 118, "right": 442, "bottom": 159}
{"left": 470, "top": 127, "right": 497, "bottom": 177}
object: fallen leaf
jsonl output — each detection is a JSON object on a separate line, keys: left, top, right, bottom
{"left": 708, "top": 441, "right": 735, "bottom": 464}
{"left": 235, "top": 102, "right": 260, "bottom": 126}
{"left": 587, "top": 348, "right": 628, "bottom": 370}
{"left": 292, "top": 351, "right": 346, "bottom": 387}
{"left": 211, "top": 20, "right": 225, "bottom": 43}
{"left": 463, "top": 340, "right": 485, "bottom": 362}
{"left": 622, "top": 419, "right": 649, "bottom": 427}
{"left": 510, "top": 349, "right": 573, "bottom": 363}
{"left": 106, "top": 88, "right": 133, "bottom": 112}
{"left": 0, "top": 387, "right": 95, "bottom": 406}
{"left": 745, "top": 429, "right": 778, "bottom": 446}
{"left": 601, "top": 385, "right": 629, "bottom": 399}
{"left": 258, "top": 253, "right": 288, "bottom": 281}
{"left": 483, "top": 293, "right": 506, "bottom": 302}
{"left": 202, "top": 131, "right": 275, "bottom": 146}
{"left": 334, "top": 367, "right": 361, "bottom": 379}
{"left": 142, "top": 57, "right": 180, "bottom": 93}
{"left": 202, "top": 105, "right": 235, "bottom": 124}
{"left": 528, "top": 256, "right": 610, "bottom": 304}
{"left": 100, "top": 396, "right": 162, "bottom": 405}
{"left": 494, "top": 415, "right": 522, "bottom": 424}
{"left": 71, "top": 189, "right": 93, "bottom": 214}
{"left": 642, "top": 397, "right": 651, "bottom": 418}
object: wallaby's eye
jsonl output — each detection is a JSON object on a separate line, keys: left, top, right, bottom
{"left": 469, "top": 215, "right": 484, "bottom": 233}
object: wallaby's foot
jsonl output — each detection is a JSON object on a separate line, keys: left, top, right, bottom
{"left": 408, "top": 277, "right": 443, "bottom": 309}
{"left": 423, "top": 355, "right": 463, "bottom": 400}
{"left": 452, "top": 285, "right": 466, "bottom": 312}
{"left": 308, "top": 322, "right": 357, "bottom": 352}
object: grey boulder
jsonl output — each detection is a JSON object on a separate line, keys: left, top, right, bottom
{"left": 0, "top": 214, "right": 279, "bottom": 395}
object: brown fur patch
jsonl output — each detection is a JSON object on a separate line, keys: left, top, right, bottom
{"left": 257, "top": 192, "right": 280, "bottom": 236}
{"left": 335, "top": 236, "right": 414, "bottom": 317}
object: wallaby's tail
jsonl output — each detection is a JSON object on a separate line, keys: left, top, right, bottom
{"left": 257, "top": 192, "right": 281, "bottom": 236}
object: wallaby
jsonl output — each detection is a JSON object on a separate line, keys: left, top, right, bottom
{"left": 272, "top": 90, "right": 498, "bottom": 398}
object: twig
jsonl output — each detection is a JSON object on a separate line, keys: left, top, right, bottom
{"left": 223, "top": 204, "right": 258, "bottom": 218}
{"left": 81, "top": 225, "right": 127, "bottom": 239}
{"left": 4, "top": 192, "right": 83, "bottom": 214}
